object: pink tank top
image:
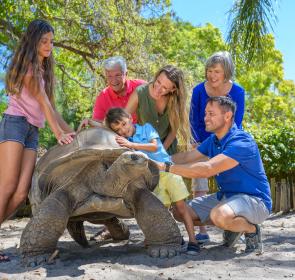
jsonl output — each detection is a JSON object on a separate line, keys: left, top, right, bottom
{"left": 5, "top": 82, "right": 46, "bottom": 128}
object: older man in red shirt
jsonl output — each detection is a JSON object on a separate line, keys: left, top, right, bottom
{"left": 79, "top": 56, "right": 145, "bottom": 130}
{"left": 77, "top": 56, "right": 145, "bottom": 241}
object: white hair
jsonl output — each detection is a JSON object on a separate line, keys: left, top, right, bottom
{"left": 205, "top": 51, "right": 235, "bottom": 81}
{"left": 103, "top": 56, "right": 127, "bottom": 73}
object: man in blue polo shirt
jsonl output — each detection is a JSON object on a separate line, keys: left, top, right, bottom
{"left": 158, "top": 96, "right": 272, "bottom": 253}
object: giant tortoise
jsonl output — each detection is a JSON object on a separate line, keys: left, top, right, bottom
{"left": 20, "top": 127, "right": 182, "bottom": 266}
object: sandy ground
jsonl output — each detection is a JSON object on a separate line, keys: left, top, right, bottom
{"left": 0, "top": 212, "right": 294, "bottom": 280}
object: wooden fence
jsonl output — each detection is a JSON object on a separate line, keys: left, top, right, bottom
{"left": 270, "top": 176, "right": 295, "bottom": 213}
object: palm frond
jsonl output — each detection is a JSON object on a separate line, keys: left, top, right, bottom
{"left": 227, "top": 0, "right": 278, "bottom": 64}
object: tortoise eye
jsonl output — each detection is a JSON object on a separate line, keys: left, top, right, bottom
{"left": 130, "top": 154, "right": 139, "bottom": 161}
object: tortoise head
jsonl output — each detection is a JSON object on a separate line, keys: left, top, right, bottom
{"left": 116, "top": 151, "right": 149, "bottom": 170}
{"left": 113, "top": 151, "right": 159, "bottom": 191}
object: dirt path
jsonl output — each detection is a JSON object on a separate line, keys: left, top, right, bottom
{"left": 0, "top": 212, "right": 294, "bottom": 280}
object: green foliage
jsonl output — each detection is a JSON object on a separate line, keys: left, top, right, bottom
{"left": 246, "top": 122, "right": 295, "bottom": 178}
{"left": 0, "top": 0, "right": 294, "bottom": 179}
{"left": 235, "top": 34, "right": 283, "bottom": 93}
{"left": 38, "top": 124, "right": 57, "bottom": 148}
{"left": 161, "top": 21, "right": 226, "bottom": 89}
{"left": 243, "top": 65, "right": 295, "bottom": 178}
{"left": 0, "top": 0, "right": 173, "bottom": 147}
{"left": 227, "top": 0, "right": 278, "bottom": 64}
{"left": 0, "top": 88, "right": 8, "bottom": 117}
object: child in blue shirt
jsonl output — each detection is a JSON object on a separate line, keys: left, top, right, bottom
{"left": 105, "top": 107, "right": 200, "bottom": 254}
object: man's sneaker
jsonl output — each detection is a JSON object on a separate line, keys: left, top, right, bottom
{"left": 186, "top": 242, "right": 200, "bottom": 255}
{"left": 245, "top": 224, "right": 263, "bottom": 254}
{"left": 223, "top": 230, "right": 243, "bottom": 248}
{"left": 195, "top": 233, "right": 210, "bottom": 244}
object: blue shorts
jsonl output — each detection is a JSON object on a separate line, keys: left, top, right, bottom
{"left": 0, "top": 114, "right": 39, "bottom": 151}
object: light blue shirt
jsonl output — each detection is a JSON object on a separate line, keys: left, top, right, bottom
{"left": 128, "top": 123, "right": 171, "bottom": 163}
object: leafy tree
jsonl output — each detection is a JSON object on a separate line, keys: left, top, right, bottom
{"left": 160, "top": 21, "right": 226, "bottom": 89}
{"left": 0, "top": 0, "right": 173, "bottom": 147}
{"left": 0, "top": 1, "right": 293, "bottom": 182}
{"left": 227, "top": 0, "right": 278, "bottom": 63}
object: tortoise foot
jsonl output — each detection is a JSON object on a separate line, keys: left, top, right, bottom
{"left": 147, "top": 244, "right": 181, "bottom": 258}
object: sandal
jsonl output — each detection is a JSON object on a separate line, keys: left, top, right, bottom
{"left": 90, "top": 227, "right": 112, "bottom": 241}
{"left": 0, "top": 252, "right": 10, "bottom": 262}
{"left": 186, "top": 242, "right": 200, "bottom": 255}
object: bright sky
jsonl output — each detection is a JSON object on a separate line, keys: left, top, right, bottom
{"left": 172, "top": 0, "right": 295, "bottom": 82}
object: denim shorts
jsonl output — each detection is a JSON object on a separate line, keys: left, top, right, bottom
{"left": 188, "top": 193, "right": 270, "bottom": 225}
{"left": 0, "top": 114, "right": 39, "bottom": 151}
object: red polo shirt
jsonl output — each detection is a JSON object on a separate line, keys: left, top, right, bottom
{"left": 92, "top": 79, "right": 146, "bottom": 122}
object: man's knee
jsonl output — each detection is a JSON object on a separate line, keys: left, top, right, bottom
{"left": 210, "top": 205, "right": 234, "bottom": 229}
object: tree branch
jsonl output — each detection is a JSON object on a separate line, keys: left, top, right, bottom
{"left": 56, "top": 63, "right": 92, "bottom": 89}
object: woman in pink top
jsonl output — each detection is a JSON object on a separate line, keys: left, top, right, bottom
{"left": 0, "top": 19, "right": 75, "bottom": 262}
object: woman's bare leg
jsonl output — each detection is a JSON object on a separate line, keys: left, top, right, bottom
{"left": 0, "top": 141, "right": 24, "bottom": 225}
{"left": 4, "top": 148, "right": 36, "bottom": 220}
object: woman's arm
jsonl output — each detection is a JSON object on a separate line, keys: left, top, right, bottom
{"left": 232, "top": 86, "right": 245, "bottom": 128}
{"left": 163, "top": 130, "right": 176, "bottom": 151}
{"left": 125, "top": 90, "right": 139, "bottom": 114}
{"left": 55, "top": 111, "right": 74, "bottom": 133}
{"left": 189, "top": 87, "right": 201, "bottom": 142}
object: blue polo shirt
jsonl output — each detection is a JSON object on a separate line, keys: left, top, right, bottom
{"left": 198, "top": 124, "right": 272, "bottom": 212}
{"left": 128, "top": 123, "right": 171, "bottom": 163}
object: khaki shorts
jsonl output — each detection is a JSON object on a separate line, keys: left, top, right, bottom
{"left": 191, "top": 178, "right": 209, "bottom": 192}
{"left": 189, "top": 193, "right": 270, "bottom": 224}
{"left": 153, "top": 172, "right": 189, "bottom": 207}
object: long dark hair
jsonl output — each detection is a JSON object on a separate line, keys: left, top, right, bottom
{"left": 5, "top": 19, "right": 55, "bottom": 104}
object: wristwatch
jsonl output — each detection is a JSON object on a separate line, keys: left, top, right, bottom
{"left": 165, "top": 161, "right": 173, "bottom": 172}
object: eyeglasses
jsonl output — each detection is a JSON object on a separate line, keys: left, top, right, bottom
{"left": 106, "top": 73, "right": 125, "bottom": 81}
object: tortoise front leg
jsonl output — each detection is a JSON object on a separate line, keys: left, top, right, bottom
{"left": 130, "top": 188, "right": 182, "bottom": 258}
{"left": 20, "top": 190, "right": 74, "bottom": 267}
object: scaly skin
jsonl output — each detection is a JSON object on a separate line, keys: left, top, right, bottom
{"left": 67, "top": 217, "right": 130, "bottom": 247}
{"left": 20, "top": 190, "right": 74, "bottom": 266}
{"left": 20, "top": 150, "right": 181, "bottom": 265}
{"left": 87, "top": 151, "right": 152, "bottom": 198}
{"left": 126, "top": 184, "right": 182, "bottom": 258}
{"left": 67, "top": 221, "right": 89, "bottom": 247}
{"left": 106, "top": 153, "right": 182, "bottom": 257}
